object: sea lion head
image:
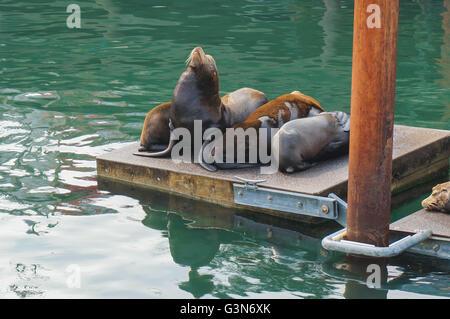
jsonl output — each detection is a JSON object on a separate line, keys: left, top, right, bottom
{"left": 185, "top": 47, "right": 219, "bottom": 96}
{"left": 422, "top": 181, "right": 450, "bottom": 213}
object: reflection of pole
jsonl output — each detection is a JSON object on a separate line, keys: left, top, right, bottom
{"left": 319, "top": 0, "right": 339, "bottom": 66}
{"left": 342, "top": 256, "right": 388, "bottom": 299}
{"left": 347, "top": 0, "right": 399, "bottom": 247}
{"left": 439, "top": 0, "right": 450, "bottom": 122}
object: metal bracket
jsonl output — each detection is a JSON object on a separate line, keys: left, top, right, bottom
{"left": 233, "top": 176, "right": 343, "bottom": 222}
{"left": 321, "top": 228, "right": 433, "bottom": 258}
{"left": 234, "top": 176, "right": 267, "bottom": 190}
{"left": 328, "top": 193, "right": 347, "bottom": 227}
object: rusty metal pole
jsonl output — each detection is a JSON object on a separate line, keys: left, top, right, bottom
{"left": 347, "top": 0, "right": 399, "bottom": 247}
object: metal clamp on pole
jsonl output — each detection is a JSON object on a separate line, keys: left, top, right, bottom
{"left": 321, "top": 228, "right": 433, "bottom": 258}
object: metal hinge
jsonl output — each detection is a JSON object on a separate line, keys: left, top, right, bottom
{"left": 233, "top": 176, "right": 347, "bottom": 225}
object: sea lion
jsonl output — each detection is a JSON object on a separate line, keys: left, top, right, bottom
{"left": 136, "top": 46, "right": 267, "bottom": 157}
{"left": 171, "top": 47, "right": 268, "bottom": 131}
{"left": 139, "top": 102, "right": 171, "bottom": 152}
{"left": 170, "top": 46, "right": 223, "bottom": 134}
{"left": 221, "top": 87, "right": 268, "bottom": 125}
{"left": 422, "top": 181, "right": 450, "bottom": 213}
{"left": 271, "top": 111, "right": 350, "bottom": 173}
{"left": 199, "top": 91, "right": 324, "bottom": 171}
{"left": 137, "top": 88, "right": 267, "bottom": 155}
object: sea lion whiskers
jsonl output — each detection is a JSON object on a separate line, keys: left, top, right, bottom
{"left": 185, "top": 47, "right": 207, "bottom": 68}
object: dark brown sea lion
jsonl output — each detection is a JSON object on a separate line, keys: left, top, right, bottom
{"left": 271, "top": 111, "right": 350, "bottom": 173}
{"left": 199, "top": 91, "right": 324, "bottom": 171}
{"left": 422, "top": 181, "right": 450, "bottom": 213}
{"left": 170, "top": 47, "right": 223, "bottom": 134}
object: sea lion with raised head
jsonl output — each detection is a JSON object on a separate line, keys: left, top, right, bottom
{"left": 171, "top": 47, "right": 267, "bottom": 132}
{"left": 422, "top": 181, "right": 450, "bottom": 213}
{"left": 199, "top": 91, "right": 324, "bottom": 171}
{"left": 271, "top": 111, "right": 350, "bottom": 173}
{"left": 136, "top": 47, "right": 267, "bottom": 157}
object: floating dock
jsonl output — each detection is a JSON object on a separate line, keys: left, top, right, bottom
{"left": 390, "top": 209, "right": 450, "bottom": 259}
{"left": 96, "top": 125, "right": 449, "bottom": 223}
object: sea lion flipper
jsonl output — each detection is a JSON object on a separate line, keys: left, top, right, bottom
{"left": 138, "top": 144, "right": 169, "bottom": 152}
{"left": 198, "top": 152, "right": 218, "bottom": 173}
{"left": 133, "top": 119, "right": 176, "bottom": 158}
{"left": 214, "top": 163, "right": 260, "bottom": 170}
{"left": 198, "top": 137, "right": 218, "bottom": 172}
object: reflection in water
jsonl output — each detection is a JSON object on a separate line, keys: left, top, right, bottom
{"left": 132, "top": 183, "right": 450, "bottom": 298}
{"left": 167, "top": 214, "right": 222, "bottom": 298}
{"left": 142, "top": 208, "right": 221, "bottom": 298}
{"left": 437, "top": 0, "right": 450, "bottom": 122}
{"left": 167, "top": 214, "right": 220, "bottom": 269}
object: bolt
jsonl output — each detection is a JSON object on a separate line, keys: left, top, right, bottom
{"left": 297, "top": 201, "right": 303, "bottom": 208}
{"left": 267, "top": 195, "right": 273, "bottom": 201}
{"left": 238, "top": 191, "right": 243, "bottom": 196}
{"left": 433, "top": 244, "right": 440, "bottom": 252}
{"left": 321, "top": 205, "right": 329, "bottom": 214}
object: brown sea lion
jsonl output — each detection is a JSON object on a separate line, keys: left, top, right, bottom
{"left": 139, "top": 102, "right": 171, "bottom": 152}
{"left": 271, "top": 111, "right": 350, "bottom": 173}
{"left": 199, "top": 91, "right": 324, "bottom": 171}
{"left": 422, "top": 181, "right": 450, "bottom": 213}
{"left": 138, "top": 87, "right": 267, "bottom": 153}
{"left": 227, "top": 90, "right": 323, "bottom": 132}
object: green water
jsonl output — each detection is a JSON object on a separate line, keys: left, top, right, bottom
{"left": 0, "top": 0, "right": 449, "bottom": 299}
